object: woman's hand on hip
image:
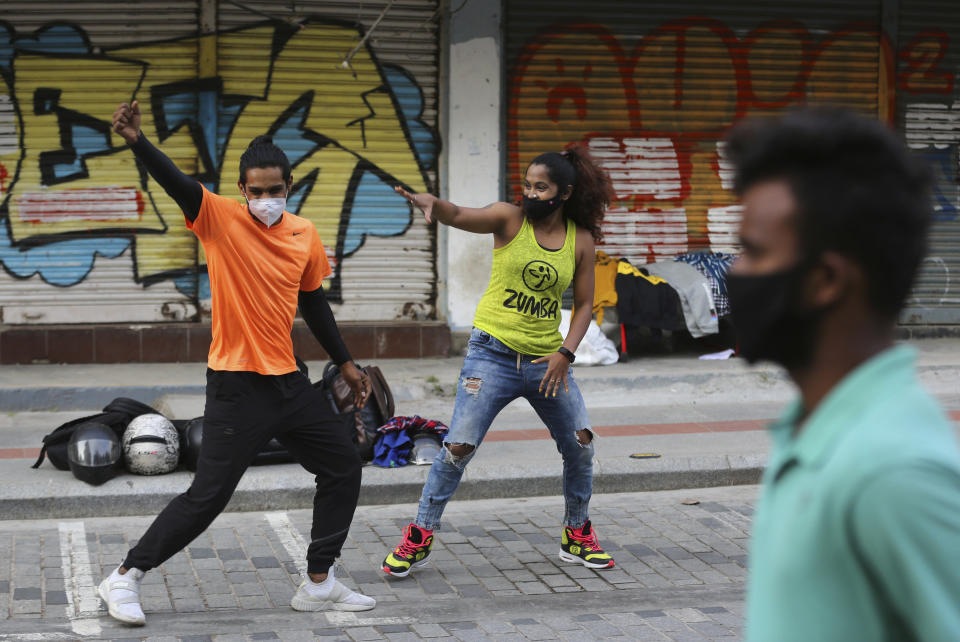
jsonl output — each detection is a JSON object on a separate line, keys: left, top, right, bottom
{"left": 533, "top": 352, "right": 570, "bottom": 398}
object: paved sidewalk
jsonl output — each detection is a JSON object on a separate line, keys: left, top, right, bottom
{"left": 5, "top": 337, "right": 960, "bottom": 412}
{"left": 0, "top": 486, "right": 755, "bottom": 641}
{"left": 2, "top": 339, "right": 960, "bottom": 519}
{"left": 0, "top": 405, "right": 773, "bottom": 520}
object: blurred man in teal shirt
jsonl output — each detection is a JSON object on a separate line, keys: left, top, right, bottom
{"left": 725, "top": 108, "right": 960, "bottom": 642}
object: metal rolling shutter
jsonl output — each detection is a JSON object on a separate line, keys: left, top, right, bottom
{"left": 0, "top": 0, "right": 439, "bottom": 326}
{"left": 506, "top": 1, "right": 882, "bottom": 268}
{"left": 0, "top": 1, "right": 201, "bottom": 324}
{"left": 217, "top": 1, "right": 440, "bottom": 321}
{"left": 897, "top": 0, "right": 960, "bottom": 324}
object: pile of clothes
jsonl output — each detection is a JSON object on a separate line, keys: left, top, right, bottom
{"left": 594, "top": 250, "right": 736, "bottom": 340}
{"left": 372, "top": 415, "right": 448, "bottom": 468}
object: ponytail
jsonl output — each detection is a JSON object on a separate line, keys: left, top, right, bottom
{"left": 562, "top": 145, "right": 614, "bottom": 242}
{"left": 527, "top": 144, "right": 614, "bottom": 242}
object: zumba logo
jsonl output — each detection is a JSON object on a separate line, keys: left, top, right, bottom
{"left": 522, "top": 260, "right": 559, "bottom": 292}
{"left": 502, "top": 289, "right": 559, "bottom": 320}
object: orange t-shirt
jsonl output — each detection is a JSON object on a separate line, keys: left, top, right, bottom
{"left": 186, "top": 186, "right": 332, "bottom": 375}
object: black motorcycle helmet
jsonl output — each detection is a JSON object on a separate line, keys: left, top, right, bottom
{"left": 67, "top": 421, "right": 122, "bottom": 486}
{"left": 179, "top": 416, "right": 293, "bottom": 468}
{"left": 181, "top": 417, "right": 204, "bottom": 472}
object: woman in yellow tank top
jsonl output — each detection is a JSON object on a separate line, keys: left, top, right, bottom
{"left": 381, "top": 146, "right": 619, "bottom": 578}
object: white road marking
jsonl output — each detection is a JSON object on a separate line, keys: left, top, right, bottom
{"left": 0, "top": 634, "right": 85, "bottom": 640}
{"left": 325, "top": 612, "right": 417, "bottom": 626}
{"left": 57, "top": 521, "right": 102, "bottom": 637}
{"left": 264, "top": 511, "right": 308, "bottom": 576}
{"left": 263, "top": 512, "right": 397, "bottom": 626}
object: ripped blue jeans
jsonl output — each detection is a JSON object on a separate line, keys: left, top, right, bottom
{"left": 415, "top": 328, "right": 595, "bottom": 530}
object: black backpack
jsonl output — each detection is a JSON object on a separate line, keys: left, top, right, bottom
{"left": 32, "top": 398, "right": 159, "bottom": 471}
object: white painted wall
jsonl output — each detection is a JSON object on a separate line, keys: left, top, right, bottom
{"left": 440, "top": 0, "right": 502, "bottom": 330}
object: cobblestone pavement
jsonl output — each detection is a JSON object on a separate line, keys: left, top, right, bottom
{"left": 0, "top": 485, "right": 756, "bottom": 641}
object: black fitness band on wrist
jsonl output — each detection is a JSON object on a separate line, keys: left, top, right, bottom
{"left": 557, "top": 346, "right": 576, "bottom": 363}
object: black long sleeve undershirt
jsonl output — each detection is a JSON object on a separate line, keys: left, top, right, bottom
{"left": 298, "top": 287, "right": 352, "bottom": 366}
{"left": 129, "top": 133, "right": 203, "bottom": 222}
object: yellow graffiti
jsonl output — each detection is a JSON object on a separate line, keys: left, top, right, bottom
{"left": 3, "top": 21, "right": 427, "bottom": 282}
{"left": 685, "top": 140, "right": 737, "bottom": 248}
{"left": 220, "top": 23, "right": 427, "bottom": 259}
{"left": 8, "top": 54, "right": 149, "bottom": 240}
{"left": 0, "top": 74, "right": 21, "bottom": 206}
{"left": 111, "top": 36, "right": 205, "bottom": 279}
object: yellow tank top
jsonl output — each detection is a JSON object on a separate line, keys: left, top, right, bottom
{"left": 473, "top": 217, "right": 577, "bottom": 356}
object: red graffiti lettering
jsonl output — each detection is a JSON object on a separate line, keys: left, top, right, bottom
{"left": 509, "top": 17, "right": 920, "bottom": 260}
{"left": 898, "top": 31, "right": 954, "bottom": 95}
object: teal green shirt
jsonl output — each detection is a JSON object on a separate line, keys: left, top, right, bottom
{"left": 746, "top": 345, "right": 960, "bottom": 642}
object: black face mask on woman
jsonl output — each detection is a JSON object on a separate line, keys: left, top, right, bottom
{"left": 726, "top": 260, "right": 825, "bottom": 370}
{"left": 522, "top": 194, "right": 563, "bottom": 220}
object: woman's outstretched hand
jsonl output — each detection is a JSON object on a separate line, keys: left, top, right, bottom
{"left": 395, "top": 185, "right": 437, "bottom": 224}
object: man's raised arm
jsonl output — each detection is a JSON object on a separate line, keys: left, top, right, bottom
{"left": 113, "top": 101, "right": 203, "bottom": 222}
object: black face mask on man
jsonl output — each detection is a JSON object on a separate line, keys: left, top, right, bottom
{"left": 522, "top": 193, "right": 563, "bottom": 220}
{"left": 726, "top": 260, "right": 826, "bottom": 370}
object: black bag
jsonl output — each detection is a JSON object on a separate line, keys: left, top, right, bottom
{"left": 32, "top": 397, "right": 158, "bottom": 470}
{"left": 315, "top": 361, "right": 394, "bottom": 461}
{"left": 175, "top": 416, "right": 297, "bottom": 470}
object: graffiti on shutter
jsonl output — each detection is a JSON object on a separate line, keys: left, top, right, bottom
{"left": 508, "top": 18, "right": 897, "bottom": 266}
{"left": 0, "top": 19, "right": 437, "bottom": 308}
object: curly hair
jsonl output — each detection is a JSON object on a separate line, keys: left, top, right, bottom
{"left": 527, "top": 144, "right": 614, "bottom": 242}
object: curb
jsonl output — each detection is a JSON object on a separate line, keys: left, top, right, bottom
{"left": 0, "top": 385, "right": 205, "bottom": 413}
{"left": 0, "top": 382, "right": 441, "bottom": 412}
{"left": 5, "top": 363, "right": 959, "bottom": 412}
{"left": 0, "top": 456, "right": 764, "bottom": 520}
{"left": 0, "top": 371, "right": 793, "bottom": 412}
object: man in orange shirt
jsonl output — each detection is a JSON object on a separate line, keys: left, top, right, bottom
{"left": 98, "top": 101, "right": 376, "bottom": 626}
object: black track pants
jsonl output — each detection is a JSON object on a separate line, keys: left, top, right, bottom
{"left": 124, "top": 369, "right": 361, "bottom": 574}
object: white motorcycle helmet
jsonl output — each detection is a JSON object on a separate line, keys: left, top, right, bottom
{"left": 410, "top": 432, "right": 442, "bottom": 466}
{"left": 122, "top": 413, "right": 180, "bottom": 475}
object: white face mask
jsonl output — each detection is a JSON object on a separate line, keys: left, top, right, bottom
{"left": 246, "top": 196, "right": 286, "bottom": 227}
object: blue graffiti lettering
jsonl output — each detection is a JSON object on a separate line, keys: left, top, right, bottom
{"left": 0, "top": 219, "right": 129, "bottom": 286}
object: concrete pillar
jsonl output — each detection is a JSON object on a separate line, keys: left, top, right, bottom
{"left": 440, "top": 0, "right": 502, "bottom": 331}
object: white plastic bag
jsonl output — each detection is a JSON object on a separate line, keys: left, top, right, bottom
{"left": 558, "top": 309, "right": 619, "bottom": 366}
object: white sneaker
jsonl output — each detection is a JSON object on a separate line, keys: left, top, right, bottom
{"left": 290, "top": 571, "right": 376, "bottom": 612}
{"left": 97, "top": 567, "right": 146, "bottom": 626}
